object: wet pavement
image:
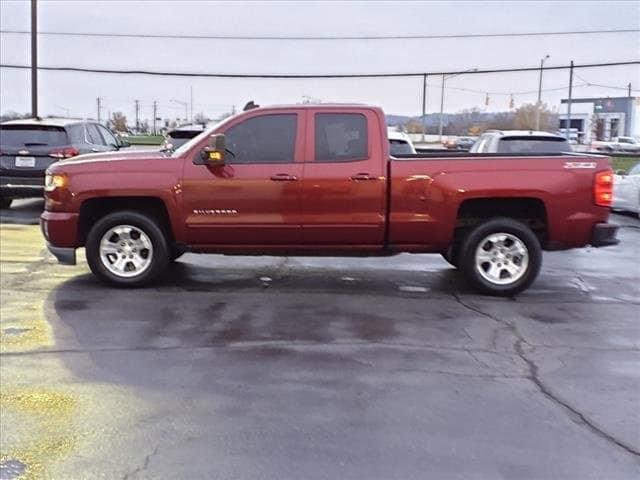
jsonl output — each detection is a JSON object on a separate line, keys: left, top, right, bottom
{"left": 1, "top": 199, "right": 639, "bottom": 479}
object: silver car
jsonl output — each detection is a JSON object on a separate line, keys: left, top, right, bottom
{"left": 612, "top": 163, "right": 640, "bottom": 216}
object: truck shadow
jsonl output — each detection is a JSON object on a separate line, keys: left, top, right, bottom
{"left": 44, "top": 262, "right": 488, "bottom": 391}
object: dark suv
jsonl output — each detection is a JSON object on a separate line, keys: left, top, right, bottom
{"left": 0, "top": 118, "right": 127, "bottom": 208}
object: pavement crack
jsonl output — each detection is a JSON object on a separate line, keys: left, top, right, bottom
{"left": 122, "top": 444, "right": 160, "bottom": 480}
{"left": 514, "top": 339, "right": 640, "bottom": 458}
{"left": 452, "top": 285, "right": 640, "bottom": 458}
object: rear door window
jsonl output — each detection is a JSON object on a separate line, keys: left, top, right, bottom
{"left": 497, "top": 137, "right": 571, "bottom": 154}
{"left": 315, "top": 113, "right": 368, "bottom": 162}
{"left": 67, "top": 124, "right": 86, "bottom": 144}
{"left": 0, "top": 125, "right": 68, "bottom": 147}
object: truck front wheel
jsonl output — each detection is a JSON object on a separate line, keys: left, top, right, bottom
{"left": 86, "top": 211, "right": 170, "bottom": 287}
{"left": 459, "top": 218, "right": 541, "bottom": 296}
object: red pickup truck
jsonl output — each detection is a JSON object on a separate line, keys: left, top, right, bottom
{"left": 41, "top": 104, "right": 618, "bottom": 295}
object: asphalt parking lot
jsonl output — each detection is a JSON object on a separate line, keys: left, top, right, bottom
{"left": 1, "top": 199, "right": 639, "bottom": 479}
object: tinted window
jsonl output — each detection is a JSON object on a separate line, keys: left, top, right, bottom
{"left": 225, "top": 114, "right": 296, "bottom": 163}
{"left": 315, "top": 113, "right": 368, "bottom": 162}
{"left": 97, "top": 125, "right": 118, "bottom": 147}
{"left": 0, "top": 125, "right": 68, "bottom": 147}
{"left": 497, "top": 137, "right": 571, "bottom": 154}
{"left": 86, "top": 124, "right": 104, "bottom": 145}
{"left": 389, "top": 139, "right": 414, "bottom": 155}
{"left": 67, "top": 124, "right": 85, "bottom": 144}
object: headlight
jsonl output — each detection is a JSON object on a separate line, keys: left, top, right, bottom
{"left": 44, "top": 173, "right": 68, "bottom": 192}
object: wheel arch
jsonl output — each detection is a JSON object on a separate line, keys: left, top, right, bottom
{"left": 78, "top": 196, "right": 174, "bottom": 246}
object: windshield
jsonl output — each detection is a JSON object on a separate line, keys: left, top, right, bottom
{"left": 629, "top": 163, "right": 640, "bottom": 175}
{"left": 170, "top": 119, "right": 231, "bottom": 157}
{"left": 497, "top": 136, "right": 572, "bottom": 154}
{"left": 389, "top": 139, "right": 415, "bottom": 155}
{"left": 0, "top": 125, "right": 68, "bottom": 147}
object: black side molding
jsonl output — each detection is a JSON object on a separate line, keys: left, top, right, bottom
{"left": 590, "top": 223, "right": 619, "bottom": 247}
{"left": 47, "top": 243, "right": 77, "bottom": 265}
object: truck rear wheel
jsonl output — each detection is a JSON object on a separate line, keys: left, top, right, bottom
{"left": 86, "top": 211, "right": 170, "bottom": 287}
{"left": 459, "top": 218, "right": 541, "bottom": 296}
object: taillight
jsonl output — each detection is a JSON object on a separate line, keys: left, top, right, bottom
{"left": 49, "top": 147, "right": 79, "bottom": 159}
{"left": 594, "top": 170, "right": 614, "bottom": 207}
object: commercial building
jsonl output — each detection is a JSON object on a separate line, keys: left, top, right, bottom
{"left": 558, "top": 96, "right": 639, "bottom": 144}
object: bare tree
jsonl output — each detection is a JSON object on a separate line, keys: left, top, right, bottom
{"left": 110, "top": 112, "right": 128, "bottom": 132}
{"left": 513, "top": 103, "right": 558, "bottom": 131}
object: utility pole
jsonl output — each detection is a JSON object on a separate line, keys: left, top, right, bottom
{"left": 566, "top": 61, "right": 573, "bottom": 141}
{"left": 30, "top": 0, "right": 38, "bottom": 118}
{"left": 96, "top": 97, "right": 102, "bottom": 123}
{"left": 421, "top": 74, "right": 428, "bottom": 143}
{"left": 438, "top": 74, "right": 446, "bottom": 140}
{"left": 152, "top": 101, "right": 157, "bottom": 135}
{"left": 536, "top": 54, "right": 550, "bottom": 130}
{"left": 189, "top": 86, "right": 193, "bottom": 122}
{"left": 134, "top": 100, "right": 140, "bottom": 132}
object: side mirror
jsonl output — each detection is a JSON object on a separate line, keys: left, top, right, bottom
{"left": 198, "top": 134, "right": 226, "bottom": 166}
{"left": 616, "top": 169, "right": 627, "bottom": 176}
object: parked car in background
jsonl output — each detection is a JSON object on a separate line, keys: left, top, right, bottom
{"left": 591, "top": 136, "right": 640, "bottom": 153}
{"left": 0, "top": 118, "right": 127, "bottom": 208}
{"left": 444, "top": 136, "right": 476, "bottom": 151}
{"left": 612, "top": 162, "right": 640, "bottom": 216}
{"left": 161, "top": 124, "right": 206, "bottom": 151}
{"left": 470, "top": 130, "right": 573, "bottom": 154}
{"left": 388, "top": 130, "right": 416, "bottom": 155}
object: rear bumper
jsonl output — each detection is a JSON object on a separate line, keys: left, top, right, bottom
{"left": 0, "top": 175, "right": 44, "bottom": 197}
{"left": 590, "top": 222, "right": 619, "bottom": 247}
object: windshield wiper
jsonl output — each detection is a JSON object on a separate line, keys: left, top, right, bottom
{"left": 23, "top": 142, "right": 48, "bottom": 146}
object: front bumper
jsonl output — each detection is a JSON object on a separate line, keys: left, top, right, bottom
{"left": 590, "top": 222, "right": 619, "bottom": 247}
{"left": 0, "top": 175, "right": 44, "bottom": 198}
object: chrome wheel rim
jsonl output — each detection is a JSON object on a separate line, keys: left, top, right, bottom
{"left": 475, "top": 233, "right": 529, "bottom": 285}
{"left": 99, "top": 225, "right": 153, "bottom": 278}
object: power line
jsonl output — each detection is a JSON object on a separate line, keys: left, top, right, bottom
{"left": 1, "top": 28, "right": 638, "bottom": 41}
{"left": 574, "top": 72, "right": 635, "bottom": 91}
{"left": 1, "top": 60, "right": 638, "bottom": 79}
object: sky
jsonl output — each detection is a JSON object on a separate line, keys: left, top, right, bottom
{"left": 0, "top": 0, "right": 639, "bottom": 124}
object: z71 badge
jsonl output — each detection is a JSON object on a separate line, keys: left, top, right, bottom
{"left": 193, "top": 209, "right": 238, "bottom": 215}
{"left": 563, "top": 162, "right": 597, "bottom": 169}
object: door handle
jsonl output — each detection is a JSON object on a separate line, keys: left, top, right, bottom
{"left": 350, "top": 173, "right": 376, "bottom": 181}
{"left": 91, "top": 148, "right": 101, "bottom": 152}
{"left": 270, "top": 173, "right": 298, "bottom": 181}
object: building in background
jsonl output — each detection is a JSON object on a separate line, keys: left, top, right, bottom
{"left": 558, "top": 96, "right": 639, "bottom": 144}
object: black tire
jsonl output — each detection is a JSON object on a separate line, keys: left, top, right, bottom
{"left": 86, "top": 211, "right": 170, "bottom": 287}
{"left": 0, "top": 197, "right": 12, "bottom": 209}
{"left": 459, "top": 217, "right": 542, "bottom": 296}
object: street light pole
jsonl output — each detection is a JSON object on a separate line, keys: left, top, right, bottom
{"left": 439, "top": 68, "right": 477, "bottom": 141}
{"left": 536, "top": 54, "right": 550, "bottom": 130}
{"left": 421, "top": 74, "right": 427, "bottom": 143}
{"left": 438, "top": 74, "right": 446, "bottom": 140}
{"left": 171, "top": 99, "right": 189, "bottom": 123}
